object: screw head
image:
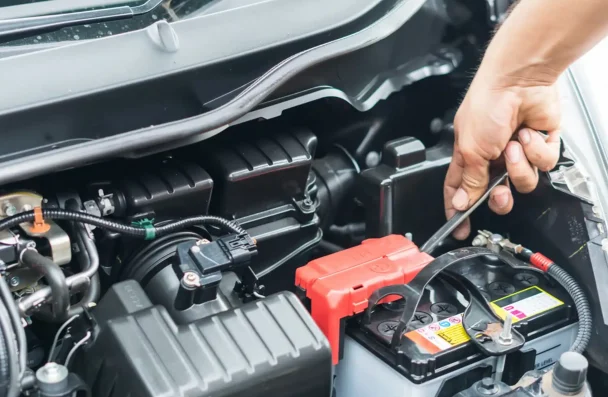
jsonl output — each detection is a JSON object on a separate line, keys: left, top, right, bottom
{"left": 3, "top": 203, "right": 17, "bottom": 217}
{"left": 430, "top": 302, "right": 458, "bottom": 316}
{"left": 514, "top": 273, "right": 539, "bottom": 286}
{"left": 488, "top": 282, "right": 515, "bottom": 296}
{"left": 9, "top": 276, "right": 20, "bottom": 287}
{"left": 182, "top": 272, "right": 200, "bottom": 288}
{"left": 190, "top": 245, "right": 201, "bottom": 254}
{"left": 302, "top": 198, "right": 314, "bottom": 210}
{"left": 377, "top": 321, "right": 399, "bottom": 337}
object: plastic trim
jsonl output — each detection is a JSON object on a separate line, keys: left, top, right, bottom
{"left": 0, "top": 0, "right": 425, "bottom": 185}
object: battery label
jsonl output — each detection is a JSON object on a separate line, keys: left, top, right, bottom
{"left": 490, "top": 286, "right": 564, "bottom": 323}
{"left": 405, "top": 286, "right": 563, "bottom": 354}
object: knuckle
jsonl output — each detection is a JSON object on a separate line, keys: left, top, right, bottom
{"left": 461, "top": 172, "right": 486, "bottom": 190}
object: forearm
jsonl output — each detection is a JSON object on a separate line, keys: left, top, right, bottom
{"left": 478, "top": 0, "right": 608, "bottom": 87}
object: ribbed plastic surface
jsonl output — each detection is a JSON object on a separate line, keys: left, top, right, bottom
{"left": 82, "top": 281, "right": 332, "bottom": 397}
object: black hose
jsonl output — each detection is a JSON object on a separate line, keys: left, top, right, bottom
{"left": 0, "top": 209, "right": 245, "bottom": 238}
{"left": 547, "top": 264, "right": 592, "bottom": 354}
{"left": 0, "top": 307, "right": 10, "bottom": 397}
{"left": 21, "top": 249, "right": 69, "bottom": 322}
{"left": 0, "top": 299, "right": 19, "bottom": 397}
{"left": 0, "top": 277, "right": 26, "bottom": 378}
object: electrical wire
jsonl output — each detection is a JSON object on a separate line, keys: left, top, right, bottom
{"left": 0, "top": 209, "right": 245, "bottom": 238}
{"left": 47, "top": 315, "right": 79, "bottom": 364}
{"left": 64, "top": 331, "right": 91, "bottom": 367}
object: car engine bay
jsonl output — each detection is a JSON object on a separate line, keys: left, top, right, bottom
{"left": 0, "top": 0, "right": 606, "bottom": 396}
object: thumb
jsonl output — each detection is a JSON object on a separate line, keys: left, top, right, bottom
{"left": 452, "top": 159, "right": 489, "bottom": 211}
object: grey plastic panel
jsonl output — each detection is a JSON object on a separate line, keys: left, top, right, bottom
{"left": 0, "top": 0, "right": 382, "bottom": 115}
{"left": 0, "top": 0, "right": 426, "bottom": 185}
{"left": 85, "top": 281, "right": 332, "bottom": 397}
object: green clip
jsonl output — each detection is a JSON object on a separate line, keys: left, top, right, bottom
{"left": 132, "top": 218, "right": 156, "bottom": 240}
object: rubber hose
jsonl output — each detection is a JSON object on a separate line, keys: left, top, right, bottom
{"left": 0, "top": 300, "right": 20, "bottom": 397}
{"left": 0, "top": 277, "right": 26, "bottom": 378}
{"left": 0, "top": 209, "right": 245, "bottom": 238}
{"left": 0, "top": 310, "right": 10, "bottom": 397}
{"left": 21, "top": 249, "right": 69, "bottom": 322}
{"left": 547, "top": 263, "right": 592, "bottom": 353}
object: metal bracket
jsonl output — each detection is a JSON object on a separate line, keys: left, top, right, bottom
{"left": 365, "top": 247, "right": 533, "bottom": 355}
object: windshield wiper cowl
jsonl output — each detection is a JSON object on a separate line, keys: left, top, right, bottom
{"left": 0, "top": 0, "right": 162, "bottom": 38}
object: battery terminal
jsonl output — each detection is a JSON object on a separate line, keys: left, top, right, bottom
{"left": 472, "top": 230, "right": 523, "bottom": 255}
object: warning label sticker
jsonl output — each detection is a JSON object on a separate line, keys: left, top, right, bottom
{"left": 405, "top": 286, "right": 563, "bottom": 354}
{"left": 490, "top": 286, "right": 564, "bottom": 322}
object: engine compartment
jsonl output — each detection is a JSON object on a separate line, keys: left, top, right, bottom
{"left": 0, "top": 1, "right": 605, "bottom": 396}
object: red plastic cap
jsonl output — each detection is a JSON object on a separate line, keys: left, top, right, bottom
{"left": 530, "top": 252, "right": 553, "bottom": 272}
{"left": 295, "top": 235, "right": 433, "bottom": 364}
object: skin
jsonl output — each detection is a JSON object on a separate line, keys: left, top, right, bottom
{"left": 445, "top": 0, "right": 608, "bottom": 240}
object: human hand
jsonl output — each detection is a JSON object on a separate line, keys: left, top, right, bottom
{"left": 444, "top": 76, "right": 561, "bottom": 240}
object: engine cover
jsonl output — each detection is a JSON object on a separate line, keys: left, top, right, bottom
{"left": 78, "top": 280, "right": 332, "bottom": 397}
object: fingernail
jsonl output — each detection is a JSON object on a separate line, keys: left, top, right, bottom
{"left": 519, "top": 129, "right": 531, "bottom": 145}
{"left": 506, "top": 144, "right": 521, "bottom": 163}
{"left": 493, "top": 192, "right": 509, "bottom": 208}
{"left": 452, "top": 188, "right": 469, "bottom": 210}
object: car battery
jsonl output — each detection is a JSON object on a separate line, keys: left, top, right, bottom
{"left": 334, "top": 255, "right": 578, "bottom": 397}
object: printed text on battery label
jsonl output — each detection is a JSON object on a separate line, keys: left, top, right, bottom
{"left": 405, "top": 287, "right": 564, "bottom": 354}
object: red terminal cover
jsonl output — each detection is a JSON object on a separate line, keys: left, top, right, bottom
{"left": 295, "top": 234, "right": 433, "bottom": 364}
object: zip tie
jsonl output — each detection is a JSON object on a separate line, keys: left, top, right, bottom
{"left": 132, "top": 218, "right": 156, "bottom": 240}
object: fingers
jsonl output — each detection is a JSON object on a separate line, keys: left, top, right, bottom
{"left": 518, "top": 128, "right": 560, "bottom": 172}
{"left": 444, "top": 148, "right": 471, "bottom": 240}
{"left": 449, "top": 145, "right": 490, "bottom": 211}
{"left": 505, "top": 141, "right": 538, "bottom": 193}
{"left": 488, "top": 184, "right": 514, "bottom": 215}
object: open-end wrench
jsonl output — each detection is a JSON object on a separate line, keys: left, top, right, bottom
{"left": 420, "top": 170, "right": 509, "bottom": 254}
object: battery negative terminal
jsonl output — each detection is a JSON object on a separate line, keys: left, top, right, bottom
{"left": 472, "top": 230, "right": 523, "bottom": 255}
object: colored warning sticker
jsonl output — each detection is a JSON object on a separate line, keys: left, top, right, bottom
{"left": 405, "top": 286, "right": 564, "bottom": 354}
{"left": 405, "top": 315, "right": 466, "bottom": 354}
{"left": 490, "top": 286, "right": 564, "bottom": 323}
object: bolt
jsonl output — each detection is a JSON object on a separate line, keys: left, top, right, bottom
{"left": 498, "top": 314, "right": 514, "bottom": 345}
{"left": 3, "top": 202, "right": 17, "bottom": 217}
{"left": 190, "top": 245, "right": 201, "bottom": 254}
{"left": 182, "top": 272, "right": 200, "bottom": 288}
{"left": 302, "top": 198, "right": 314, "bottom": 209}
{"left": 477, "top": 378, "right": 499, "bottom": 395}
{"left": 9, "top": 276, "right": 19, "bottom": 287}
{"left": 365, "top": 151, "right": 380, "bottom": 167}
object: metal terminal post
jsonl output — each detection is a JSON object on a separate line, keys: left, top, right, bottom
{"left": 472, "top": 230, "right": 523, "bottom": 255}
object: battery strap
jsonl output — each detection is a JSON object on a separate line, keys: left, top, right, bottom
{"left": 365, "top": 247, "right": 543, "bottom": 356}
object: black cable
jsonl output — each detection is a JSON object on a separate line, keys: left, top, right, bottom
{"left": 0, "top": 209, "right": 245, "bottom": 238}
{"left": 21, "top": 249, "right": 69, "bottom": 322}
{"left": 547, "top": 263, "right": 592, "bottom": 354}
{"left": 0, "top": 277, "right": 26, "bottom": 378}
{"left": 0, "top": 299, "right": 19, "bottom": 397}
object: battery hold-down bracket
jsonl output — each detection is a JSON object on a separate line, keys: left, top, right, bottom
{"left": 365, "top": 247, "right": 545, "bottom": 357}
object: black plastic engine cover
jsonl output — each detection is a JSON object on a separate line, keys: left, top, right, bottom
{"left": 80, "top": 280, "right": 332, "bottom": 397}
